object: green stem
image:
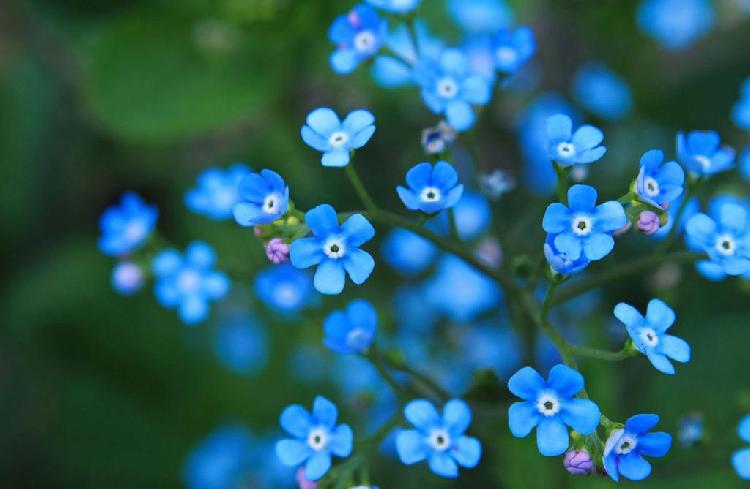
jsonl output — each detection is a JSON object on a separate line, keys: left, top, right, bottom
{"left": 363, "top": 346, "right": 406, "bottom": 401}
{"left": 384, "top": 356, "right": 451, "bottom": 401}
{"left": 538, "top": 282, "right": 576, "bottom": 368}
{"left": 553, "top": 163, "right": 571, "bottom": 205}
{"left": 345, "top": 164, "right": 378, "bottom": 212}
{"left": 570, "top": 344, "right": 632, "bottom": 361}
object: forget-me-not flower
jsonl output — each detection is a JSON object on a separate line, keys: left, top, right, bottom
{"left": 447, "top": 0, "right": 514, "bottom": 34}
{"left": 183, "top": 425, "right": 254, "bottom": 489}
{"left": 372, "top": 21, "right": 443, "bottom": 89}
{"left": 381, "top": 228, "right": 438, "bottom": 275}
{"left": 635, "top": 149, "right": 685, "bottom": 209}
{"left": 397, "top": 161, "right": 464, "bottom": 213}
{"left": 542, "top": 184, "right": 627, "bottom": 262}
{"left": 233, "top": 169, "right": 289, "bottom": 226}
{"left": 603, "top": 414, "right": 672, "bottom": 482}
{"left": 492, "top": 27, "right": 536, "bottom": 75}
{"left": 614, "top": 299, "right": 690, "bottom": 375}
{"left": 733, "top": 414, "right": 750, "bottom": 480}
{"left": 290, "top": 204, "right": 375, "bottom": 295}
{"left": 366, "top": 0, "right": 420, "bottom": 13}
{"left": 572, "top": 62, "right": 632, "bottom": 120}
{"left": 637, "top": 0, "right": 714, "bottom": 51}
{"left": 545, "top": 114, "right": 607, "bottom": 166}
{"left": 301, "top": 108, "right": 376, "bottom": 167}
{"left": 214, "top": 316, "right": 268, "bottom": 375}
{"left": 396, "top": 399, "right": 481, "bottom": 478}
{"left": 323, "top": 299, "right": 377, "bottom": 354}
{"left": 98, "top": 192, "right": 158, "bottom": 256}
{"left": 677, "top": 130, "right": 736, "bottom": 177}
{"left": 732, "top": 78, "right": 750, "bottom": 131}
{"left": 276, "top": 396, "right": 353, "bottom": 481}
{"left": 185, "top": 164, "right": 251, "bottom": 220}
{"left": 507, "top": 364, "right": 601, "bottom": 456}
{"left": 254, "top": 264, "right": 315, "bottom": 315}
{"left": 544, "top": 234, "right": 590, "bottom": 276}
{"left": 329, "top": 4, "right": 387, "bottom": 75}
{"left": 686, "top": 200, "right": 750, "bottom": 279}
{"left": 111, "top": 261, "right": 145, "bottom": 296}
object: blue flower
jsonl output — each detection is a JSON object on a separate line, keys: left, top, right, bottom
{"left": 215, "top": 316, "right": 268, "bottom": 375}
{"left": 233, "top": 169, "right": 289, "bottom": 226}
{"left": 542, "top": 184, "right": 627, "bottom": 262}
{"left": 98, "top": 192, "right": 158, "bottom": 256}
{"left": 323, "top": 299, "right": 377, "bottom": 354}
{"left": 290, "top": 204, "right": 375, "bottom": 295}
{"left": 397, "top": 161, "right": 464, "bottom": 213}
{"left": 458, "top": 324, "right": 521, "bottom": 379}
{"left": 415, "top": 49, "right": 491, "bottom": 131}
{"left": 571, "top": 62, "right": 632, "bottom": 120}
{"left": 614, "top": 299, "right": 690, "bottom": 375}
{"left": 275, "top": 396, "right": 353, "bottom": 481}
{"left": 635, "top": 149, "right": 685, "bottom": 208}
{"left": 447, "top": 0, "right": 514, "bottom": 34}
{"left": 637, "top": 0, "right": 714, "bottom": 51}
{"left": 461, "top": 35, "right": 497, "bottom": 83}
{"left": 686, "top": 201, "right": 750, "bottom": 279}
{"left": 184, "top": 425, "right": 254, "bottom": 489}
{"left": 603, "top": 414, "right": 672, "bottom": 482}
{"left": 733, "top": 414, "right": 750, "bottom": 480}
{"left": 396, "top": 399, "right": 481, "bottom": 478}
{"left": 151, "top": 242, "right": 230, "bottom": 324}
{"left": 254, "top": 264, "right": 316, "bottom": 315}
{"left": 366, "top": 0, "right": 420, "bottom": 13}
{"left": 741, "top": 148, "right": 750, "bottom": 181}
{"left": 185, "top": 164, "right": 251, "bottom": 220}
{"left": 732, "top": 78, "right": 750, "bottom": 131}
{"left": 492, "top": 27, "right": 535, "bottom": 75}
{"left": 544, "top": 233, "right": 590, "bottom": 276}
{"left": 301, "top": 108, "right": 376, "bottom": 167}
{"left": 677, "top": 130, "right": 736, "bottom": 176}
{"left": 677, "top": 414, "right": 704, "bottom": 447}
{"left": 507, "top": 364, "right": 600, "bottom": 456}
{"left": 545, "top": 114, "right": 607, "bottom": 166}
{"left": 427, "top": 190, "right": 492, "bottom": 240}
{"left": 329, "top": 4, "right": 387, "bottom": 75}
{"left": 381, "top": 228, "right": 438, "bottom": 275}
{"left": 372, "top": 22, "right": 443, "bottom": 88}
{"left": 654, "top": 195, "right": 699, "bottom": 239}
{"left": 111, "top": 261, "right": 145, "bottom": 295}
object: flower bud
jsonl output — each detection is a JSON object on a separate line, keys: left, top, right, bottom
{"left": 637, "top": 210, "right": 660, "bottom": 235}
{"left": 296, "top": 467, "right": 317, "bottom": 489}
{"left": 563, "top": 449, "right": 594, "bottom": 475}
{"left": 266, "top": 238, "right": 290, "bottom": 264}
{"left": 111, "top": 261, "right": 144, "bottom": 295}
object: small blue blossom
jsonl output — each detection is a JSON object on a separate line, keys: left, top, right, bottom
{"left": 328, "top": 4, "right": 387, "bottom": 75}
{"left": 635, "top": 149, "right": 685, "bottom": 209}
{"left": 185, "top": 164, "right": 251, "bottom": 220}
{"left": 425, "top": 254, "right": 501, "bottom": 322}
{"left": 733, "top": 414, "right": 750, "bottom": 480}
{"left": 396, "top": 399, "right": 481, "bottom": 478}
{"left": 741, "top": 148, "right": 750, "bottom": 181}
{"left": 677, "top": 414, "right": 704, "bottom": 447}
{"left": 686, "top": 200, "right": 750, "bottom": 279}
{"left": 507, "top": 364, "right": 601, "bottom": 456}
{"left": 184, "top": 425, "right": 254, "bottom": 489}
{"left": 655, "top": 195, "right": 699, "bottom": 239}
{"left": 215, "top": 316, "right": 268, "bottom": 375}
{"left": 366, "top": 0, "right": 420, "bottom": 13}
{"left": 98, "top": 192, "right": 158, "bottom": 256}
{"left": 447, "top": 0, "right": 514, "bottom": 34}
{"left": 427, "top": 190, "right": 492, "bottom": 240}
{"left": 603, "top": 414, "right": 672, "bottom": 482}
{"left": 677, "top": 130, "right": 736, "bottom": 177}
{"left": 462, "top": 35, "right": 497, "bottom": 82}
{"left": 397, "top": 161, "right": 464, "bottom": 213}
{"left": 637, "top": 0, "right": 715, "bottom": 51}
{"left": 614, "top": 299, "right": 690, "bottom": 375}
{"left": 233, "top": 169, "right": 289, "bottom": 226}
{"left": 254, "top": 264, "right": 316, "bottom": 315}
{"left": 492, "top": 27, "right": 536, "bottom": 75}
{"left": 571, "top": 62, "right": 632, "bottom": 120}
{"left": 381, "top": 228, "right": 438, "bottom": 275}
{"left": 545, "top": 114, "right": 607, "bottom": 166}
{"left": 458, "top": 324, "right": 521, "bottom": 379}
{"left": 393, "top": 285, "right": 440, "bottom": 334}
{"left": 372, "top": 22, "right": 443, "bottom": 88}
{"left": 111, "top": 261, "right": 145, "bottom": 295}
{"left": 275, "top": 396, "right": 353, "bottom": 481}
{"left": 542, "top": 184, "right": 627, "bottom": 262}
{"left": 323, "top": 299, "right": 377, "bottom": 354}
{"left": 732, "top": 78, "right": 750, "bottom": 131}
{"left": 151, "top": 242, "right": 230, "bottom": 325}
{"left": 544, "top": 233, "right": 590, "bottom": 276}
{"left": 415, "top": 49, "right": 491, "bottom": 131}
{"left": 301, "top": 108, "right": 376, "bottom": 167}
{"left": 290, "top": 204, "right": 375, "bottom": 295}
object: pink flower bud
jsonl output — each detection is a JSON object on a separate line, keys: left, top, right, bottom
{"left": 563, "top": 450, "right": 594, "bottom": 475}
{"left": 637, "top": 210, "right": 660, "bottom": 236}
{"left": 296, "top": 467, "right": 317, "bottom": 489}
{"left": 266, "top": 238, "right": 290, "bottom": 264}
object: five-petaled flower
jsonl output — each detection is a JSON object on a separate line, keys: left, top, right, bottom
{"left": 366, "top": 0, "right": 420, "bottom": 13}
{"left": 290, "top": 204, "right": 375, "bottom": 295}
{"left": 233, "top": 169, "right": 289, "bottom": 227}
{"left": 603, "top": 414, "right": 672, "bottom": 482}
{"left": 492, "top": 26, "right": 536, "bottom": 75}
{"left": 507, "top": 364, "right": 601, "bottom": 456}
{"left": 732, "top": 414, "right": 750, "bottom": 480}
{"left": 397, "top": 161, "right": 464, "bottom": 213}
{"left": 545, "top": 114, "right": 607, "bottom": 166}
{"left": 396, "top": 399, "right": 482, "bottom": 478}
{"left": 543, "top": 233, "right": 590, "bottom": 276}
{"left": 301, "top": 108, "right": 376, "bottom": 167}
{"left": 635, "top": 149, "right": 685, "bottom": 209}
{"left": 686, "top": 200, "right": 750, "bottom": 279}
{"left": 329, "top": 5, "right": 387, "bottom": 75}
{"left": 185, "top": 164, "right": 251, "bottom": 220}
{"left": 275, "top": 396, "right": 353, "bottom": 481}
{"left": 98, "top": 192, "right": 158, "bottom": 257}
{"left": 614, "top": 299, "right": 690, "bottom": 375}
{"left": 677, "top": 130, "right": 735, "bottom": 177}
{"left": 323, "top": 299, "right": 377, "bottom": 354}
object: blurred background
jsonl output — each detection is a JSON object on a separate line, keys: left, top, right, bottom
{"left": 2, "top": 0, "right": 750, "bottom": 487}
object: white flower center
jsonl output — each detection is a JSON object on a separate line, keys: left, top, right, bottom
{"left": 177, "top": 269, "right": 201, "bottom": 293}
{"left": 346, "top": 328, "right": 369, "bottom": 349}
{"left": 715, "top": 234, "right": 736, "bottom": 256}
{"left": 572, "top": 215, "right": 593, "bottom": 237}
{"left": 436, "top": 77, "right": 459, "bottom": 99}
{"left": 557, "top": 142, "right": 576, "bottom": 158}
{"left": 428, "top": 428, "right": 452, "bottom": 451}
{"left": 694, "top": 154, "right": 712, "bottom": 171}
{"left": 354, "top": 30, "right": 376, "bottom": 52}
{"left": 328, "top": 131, "right": 349, "bottom": 149}
{"left": 420, "top": 186, "right": 442, "bottom": 202}
{"left": 536, "top": 391, "right": 561, "bottom": 417}
{"left": 639, "top": 327, "right": 659, "bottom": 348}
{"left": 644, "top": 176, "right": 660, "bottom": 197}
{"left": 615, "top": 434, "right": 638, "bottom": 455}
{"left": 263, "top": 193, "right": 281, "bottom": 214}
{"left": 324, "top": 238, "right": 346, "bottom": 259}
{"left": 307, "top": 427, "right": 329, "bottom": 451}
{"left": 495, "top": 46, "right": 518, "bottom": 65}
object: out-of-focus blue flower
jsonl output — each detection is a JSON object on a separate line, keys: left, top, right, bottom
{"left": 637, "top": 0, "right": 715, "bottom": 51}
{"left": 545, "top": 114, "right": 607, "bottom": 167}
{"left": 254, "top": 264, "right": 315, "bottom": 314}
{"left": 603, "top": 414, "right": 672, "bottom": 482}
{"left": 741, "top": 148, "right": 750, "bottom": 181}
{"left": 447, "top": 0, "right": 513, "bottom": 33}
{"left": 275, "top": 396, "right": 353, "bottom": 481}
{"left": 98, "top": 192, "right": 158, "bottom": 256}
{"left": 507, "top": 364, "right": 600, "bottom": 456}
{"left": 323, "top": 299, "right": 377, "bottom": 354}
{"left": 397, "top": 161, "right": 464, "bottom": 213}
{"left": 655, "top": 195, "right": 699, "bottom": 238}
{"left": 544, "top": 233, "right": 590, "bottom": 276}
{"left": 111, "top": 261, "right": 145, "bottom": 295}
{"left": 686, "top": 200, "right": 750, "bottom": 279}
{"left": 393, "top": 285, "right": 440, "bottom": 333}
{"left": 425, "top": 254, "right": 501, "bottom": 322}
{"left": 186, "top": 164, "right": 251, "bottom": 220}
{"left": 677, "top": 131, "right": 735, "bottom": 177}
{"left": 396, "top": 399, "right": 481, "bottom": 478}
{"left": 479, "top": 169, "right": 515, "bottom": 201}
{"left": 427, "top": 190, "right": 492, "bottom": 241}
{"left": 421, "top": 122, "right": 457, "bottom": 155}
{"left": 492, "top": 27, "right": 535, "bottom": 75}
{"left": 367, "top": 0, "right": 420, "bottom": 13}
{"left": 290, "top": 204, "right": 375, "bottom": 295}
{"left": 184, "top": 425, "right": 253, "bottom": 489}
{"left": 233, "top": 169, "right": 289, "bottom": 226}
{"left": 372, "top": 22, "right": 443, "bottom": 88}
{"left": 381, "top": 228, "right": 438, "bottom": 275}
{"left": 543, "top": 185, "right": 626, "bottom": 262}
{"left": 733, "top": 414, "right": 750, "bottom": 479}
{"left": 301, "top": 108, "right": 376, "bottom": 167}
{"left": 614, "top": 299, "right": 690, "bottom": 375}
{"left": 458, "top": 324, "right": 521, "bottom": 379}
{"left": 415, "top": 49, "right": 491, "bottom": 131}
{"left": 732, "top": 78, "right": 750, "bottom": 131}
{"left": 677, "top": 414, "right": 704, "bottom": 447}
{"left": 636, "top": 149, "right": 685, "bottom": 209}
{"left": 152, "top": 242, "right": 229, "bottom": 324}
{"left": 329, "top": 5, "right": 387, "bottom": 75}
{"left": 571, "top": 62, "right": 632, "bottom": 120}
{"left": 215, "top": 316, "right": 268, "bottom": 375}
{"left": 331, "top": 354, "right": 386, "bottom": 396}
{"left": 462, "top": 35, "right": 496, "bottom": 82}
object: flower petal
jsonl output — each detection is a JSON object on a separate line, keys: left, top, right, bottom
{"left": 322, "top": 150, "right": 351, "bottom": 167}
{"left": 658, "top": 335, "right": 690, "bottom": 363}
{"left": 572, "top": 125, "right": 604, "bottom": 151}
{"left": 396, "top": 429, "right": 429, "bottom": 464}
{"left": 452, "top": 436, "right": 482, "bottom": 468}
{"left": 582, "top": 233, "right": 614, "bottom": 261}
{"left": 646, "top": 351, "right": 675, "bottom": 374}
{"left": 637, "top": 432, "right": 672, "bottom": 457}
{"left": 560, "top": 398, "right": 600, "bottom": 435}
{"left": 547, "top": 364, "right": 584, "bottom": 397}
{"left": 405, "top": 399, "right": 440, "bottom": 430}
{"left": 567, "top": 184, "right": 598, "bottom": 212}
{"left": 306, "top": 107, "right": 340, "bottom": 136}
{"left": 432, "top": 161, "right": 459, "bottom": 189}
{"left": 732, "top": 447, "right": 750, "bottom": 479}
{"left": 508, "top": 401, "right": 540, "bottom": 438}
{"left": 304, "top": 451, "right": 332, "bottom": 481}
{"left": 625, "top": 414, "right": 659, "bottom": 434}
{"left": 305, "top": 204, "right": 340, "bottom": 237}
{"left": 554, "top": 233, "right": 582, "bottom": 261}
{"left": 328, "top": 424, "right": 353, "bottom": 457}
{"left": 446, "top": 100, "right": 475, "bottom": 132}
{"left": 618, "top": 453, "right": 651, "bottom": 481}
{"left": 428, "top": 451, "right": 459, "bottom": 478}
{"left": 614, "top": 302, "right": 643, "bottom": 329}
{"left": 314, "top": 260, "right": 346, "bottom": 295}
{"left": 301, "top": 125, "right": 330, "bottom": 152}
{"left": 405, "top": 162, "right": 433, "bottom": 190}
{"left": 233, "top": 202, "right": 263, "bottom": 227}
{"left": 542, "top": 203, "right": 570, "bottom": 233}
{"left": 594, "top": 201, "right": 626, "bottom": 232}
{"left": 312, "top": 396, "right": 338, "bottom": 428}
{"left": 443, "top": 399, "right": 472, "bottom": 436}
{"left": 290, "top": 237, "right": 324, "bottom": 269}
{"left": 343, "top": 249, "right": 375, "bottom": 285}
{"left": 275, "top": 439, "right": 312, "bottom": 466}
{"left": 536, "top": 416, "right": 569, "bottom": 456}
{"left": 508, "top": 366, "right": 545, "bottom": 400}
{"left": 546, "top": 114, "right": 572, "bottom": 142}
{"left": 342, "top": 214, "right": 375, "bottom": 247}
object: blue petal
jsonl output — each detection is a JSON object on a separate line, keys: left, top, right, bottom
{"left": 443, "top": 185, "right": 464, "bottom": 209}
{"left": 306, "top": 107, "right": 340, "bottom": 136}
{"left": 637, "top": 432, "right": 672, "bottom": 457}
{"left": 342, "top": 214, "right": 375, "bottom": 247}
{"left": 640, "top": 149, "right": 663, "bottom": 170}
{"left": 238, "top": 172, "right": 269, "bottom": 203}
{"left": 260, "top": 169, "right": 285, "bottom": 193}
{"left": 583, "top": 233, "right": 615, "bottom": 261}
{"left": 155, "top": 283, "right": 179, "bottom": 307}
{"left": 646, "top": 301, "right": 675, "bottom": 333}
{"left": 646, "top": 351, "right": 675, "bottom": 374}
{"left": 686, "top": 213, "right": 716, "bottom": 244}
{"left": 719, "top": 203, "right": 747, "bottom": 234}
{"left": 152, "top": 249, "right": 181, "bottom": 276}
{"left": 305, "top": 451, "right": 332, "bottom": 481}
{"left": 342, "top": 110, "right": 375, "bottom": 133}
{"left": 276, "top": 439, "right": 312, "bottom": 466}
{"left": 546, "top": 114, "right": 572, "bottom": 142}
{"left": 397, "top": 186, "right": 422, "bottom": 210}
{"left": 396, "top": 429, "right": 429, "bottom": 464}
{"left": 658, "top": 335, "right": 690, "bottom": 363}
{"left": 233, "top": 202, "right": 263, "bottom": 226}
{"left": 186, "top": 242, "right": 215, "bottom": 268}
{"left": 560, "top": 398, "right": 600, "bottom": 435}
{"left": 461, "top": 76, "right": 491, "bottom": 104}
{"left": 428, "top": 451, "right": 459, "bottom": 478}
{"left": 202, "top": 272, "right": 229, "bottom": 299}
{"left": 625, "top": 414, "right": 659, "bottom": 435}
{"left": 439, "top": 48, "right": 468, "bottom": 75}
{"left": 567, "top": 184, "right": 597, "bottom": 211}
{"left": 687, "top": 131, "right": 719, "bottom": 155}
{"left": 331, "top": 49, "right": 359, "bottom": 75}
{"left": 301, "top": 125, "right": 330, "bottom": 152}
{"left": 306, "top": 204, "right": 340, "bottom": 237}
{"left": 603, "top": 452, "right": 619, "bottom": 482}
{"left": 507, "top": 366, "right": 545, "bottom": 400}
{"left": 312, "top": 396, "right": 338, "bottom": 428}
{"left": 343, "top": 249, "right": 375, "bottom": 285}
{"left": 733, "top": 448, "right": 750, "bottom": 479}
{"left": 572, "top": 125, "right": 604, "bottom": 151}
{"left": 322, "top": 150, "right": 351, "bottom": 167}
{"left": 405, "top": 399, "right": 440, "bottom": 430}
{"left": 179, "top": 295, "right": 208, "bottom": 324}
{"left": 614, "top": 303, "right": 643, "bottom": 329}
{"left": 508, "top": 401, "right": 540, "bottom": 437}
{"left": 372, "top": 55, "right": 413, "bottom": 88}
{"left": 594, "top": 201, "right": 626, "bottom": 231}
{"left": 314, "top": 259, "right": 346, "bottom": 295}
{"left": 290, "top": 237, "right": 324, "bottom": 269}
{"left": 618, "top": 453, "right": 651, "bottom": 481}
{"left": 547, "top": 364, "right": 584, "bottom": 397}
{"left": 696, "top": 260, "right": 727, "bottom": 280}
{"left": 576, "top": 146, "right": 607, "bottom": 164}
{"left": 443, "top": 399, "right": 472, "bottom": 436}
{"left": 328, "top": 424, "right": 353, "bottom": 457}
{"left": 349, "top": 125, "right": 376, "bottom": 149}
{"left": 542, "top": 203, "right": 570, "bottom": 233}
{"left": 432, "top": 161, "right": 459, "bottom": 190}
{"left": 405, "top": 162, "right": 433, "bottom": 189}
{"left": 452, "top": 436, "right": 481, "bottom": 468}
{"left": 536, "top": 416, "right": 569, "bottom": 456}
{"left": 739, "top": 414, "right": 750, "bottom": 442}
{"left": 554, "top": 233, "right": 582, "bottom": 260}
{"left": 323, "top": 311, "right": 350, "bottom": 353}
{"left": 446, "top": 100, "right": 475, "bottom": 131}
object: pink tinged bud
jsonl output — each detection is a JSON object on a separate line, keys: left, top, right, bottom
{"left": 637, "top": 210, "right": 660, "bottom": 236}
{"left": 296, "top": 467, "right": 318, "bottom": 489}
{"left": 563, "top": 450, "right": 594, "bottom": 475}
{"left": 266, "top": 238, "right": 290, "bottom": 264}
